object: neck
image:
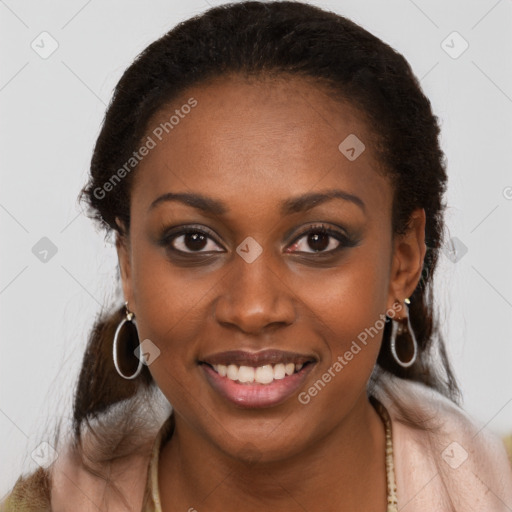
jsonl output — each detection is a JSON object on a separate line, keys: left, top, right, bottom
{"left": 158, "top": 394, "right": 387, "bottom": 512}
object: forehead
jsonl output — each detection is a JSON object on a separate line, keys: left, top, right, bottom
{"left": 131, "top": 74, "right": 392, "bottom": 221}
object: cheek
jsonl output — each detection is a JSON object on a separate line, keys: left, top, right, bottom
{"left": 306, "top": 247, "right": 390, "bottom": 379}
{"left": 330, "top": 267, "right": 388, "bottom": 348}
{"left": 296, "top": 255, "right": 389, "bottom": 415}
{"left": 130, "top": 232, "right": 215, "bottom": 332}
{"left": 128, "top": 245, "right": 214, "bottom": 391}
{"left": 302, "top": 245, "right": 390, "bottom": 347}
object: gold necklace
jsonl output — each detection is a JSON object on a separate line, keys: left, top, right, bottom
{"left": 371, "top": 396, "right": 399, "bottom": 511}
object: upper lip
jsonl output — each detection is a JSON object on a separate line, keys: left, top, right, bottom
{"left": 199, "top": 349, "right": 316, "bottom": 367}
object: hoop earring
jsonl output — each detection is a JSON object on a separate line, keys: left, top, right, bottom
{"left": 113, "top": 302, "right": 143, "bottom": 380}
{"left": 390, "top": 299, "right": 418, "bottom": 368}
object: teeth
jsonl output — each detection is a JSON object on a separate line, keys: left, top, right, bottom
{"left": 273, "top": 363, "right": 286, "bottom": 380}
{"left": 255, "top": 365, "right": 274, "bottom": 384}
{"left": 226, "top": 364, "right": 238, "bottom": 380}
{"left": 211, "top": 361, "right": 307, "bottom": 384}
{"left": 238, "top": 366, "right": 254, "bottom": 383}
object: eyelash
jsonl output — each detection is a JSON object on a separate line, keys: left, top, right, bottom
{"left": 159, "top": 223, "right": 355, "bottom": 257}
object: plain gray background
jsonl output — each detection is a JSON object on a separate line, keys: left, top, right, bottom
{"left": 1, "top": 0, "right": 511, "bottom": 497}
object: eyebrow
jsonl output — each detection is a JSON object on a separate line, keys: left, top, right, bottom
{"left": 148, "top": 189, "right": 366, "bottom": 215}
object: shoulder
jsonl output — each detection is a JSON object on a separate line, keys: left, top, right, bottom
{"left": 49, "top": 436, "right": 154, "bottom": 511}
{"left": 372, "top": 372, "right": 512, "bottom": 511}
{"left": 0, "top": 467, "right": 51, "bottom": 512}
{"left": 0, "top": 445, "right": 153, "bottom": 512}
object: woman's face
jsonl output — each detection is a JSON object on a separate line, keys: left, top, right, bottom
{"left": 117, "top": 74, "right": 425, "bottom": 462}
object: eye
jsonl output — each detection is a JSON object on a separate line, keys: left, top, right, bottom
{"left": 286, "top": 224, "right": 352, "bottom": 254}
{"left": 159, "top": 223, "right": 356, "bottom": 257}
{"left": 161, "top": 226, "right": 224, "bottom": 254}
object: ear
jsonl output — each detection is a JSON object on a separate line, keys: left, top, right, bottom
{"left": 386, "top": 208, "right": 427, "bottom": 313}
{"left": 115, "top": 217, "right": 134, "bottom": 308}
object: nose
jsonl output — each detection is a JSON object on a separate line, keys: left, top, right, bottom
{"left": 214, "top": 250, "right": 296, "bottom": 335}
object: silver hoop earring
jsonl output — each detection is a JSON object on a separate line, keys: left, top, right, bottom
{"left": 113, "top": 302, "right": 143, "bottom": 380}
{"left": 390, "top": 301, "right": 417, "bottom": 368}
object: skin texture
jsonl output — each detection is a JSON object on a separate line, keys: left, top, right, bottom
{"left": 116, "top": 74, "right": 426, "bottom": 511}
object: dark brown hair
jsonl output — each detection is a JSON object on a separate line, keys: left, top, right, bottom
{"left": 72, "top": 0, "right": 460, "bottom": 503}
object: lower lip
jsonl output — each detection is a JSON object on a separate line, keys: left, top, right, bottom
{"left": 201, "top": 363, "right": 315, "bottom": 409}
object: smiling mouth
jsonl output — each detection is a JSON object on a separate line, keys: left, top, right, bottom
{"left": 199, "top": 353, "right": 316, "bottom": 408}
{"left": 201, "top": 361, "right": 314, "bottom": 385}
{"left": 198, "top": 349, "right": 317, "bottom": 396}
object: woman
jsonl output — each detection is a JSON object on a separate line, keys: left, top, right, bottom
{"left": 2, "top": 1, "right": 511, "bottom": 511}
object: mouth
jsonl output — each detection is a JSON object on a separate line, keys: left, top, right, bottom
{"left": 198, "top": 350, "right": 317, "bottom": 408}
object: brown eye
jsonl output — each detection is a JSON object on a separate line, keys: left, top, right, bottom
{"left": 305, "top": 231, "right": 331, "bottom": 252}
{"left": 287, "top": 224, "right": 353, "bottom": 254}
{"left": 180, "top": 232, "right": 208, "bottom": 251}
{"left": 161, "top": 227, "right": 224, "bottom": 254}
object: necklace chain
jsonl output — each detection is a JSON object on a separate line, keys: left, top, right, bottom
{"left": 372, "top": 396, "right": 399, "bottom": 511}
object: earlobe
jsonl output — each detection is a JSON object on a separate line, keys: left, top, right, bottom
{"left": 387, "top": 208, "right": 427, "bottom": 309}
